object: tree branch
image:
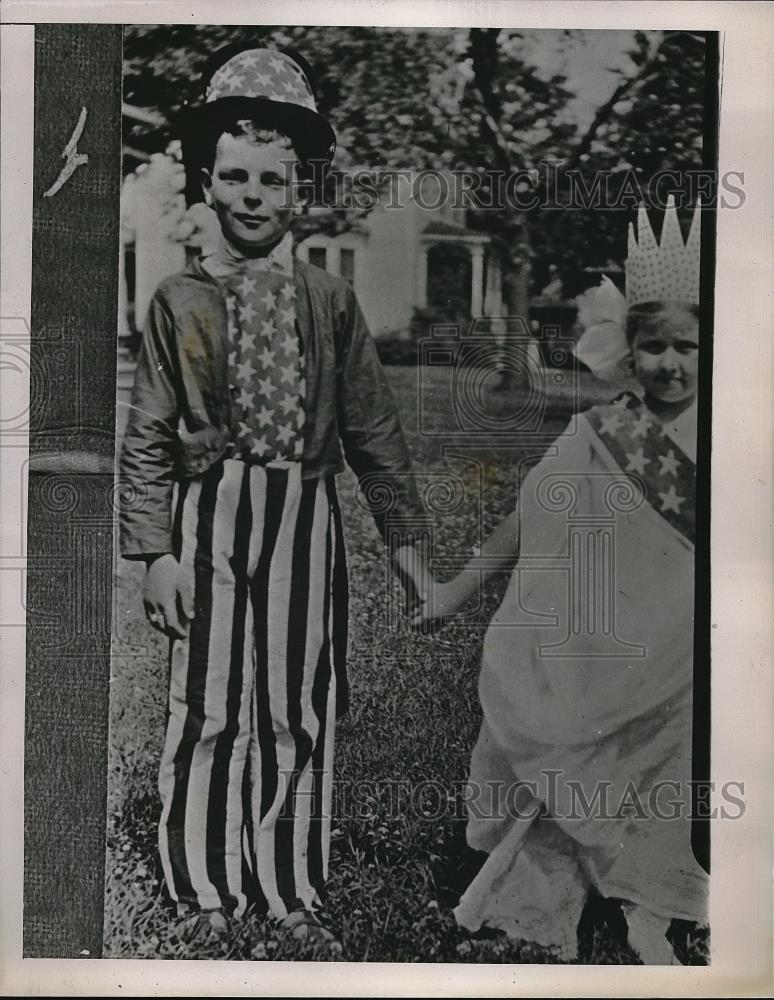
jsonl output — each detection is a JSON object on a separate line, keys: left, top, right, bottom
{"left": 558, "top": 31, "right": 703, "bottom": 173}
{"left": 561, "top": 73, "right": 645, "bottom": 171}
{"left": 468, "top": 27, "right": 519, "bottom": 175}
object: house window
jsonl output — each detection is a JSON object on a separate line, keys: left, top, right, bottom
{"left": 339, "top": 248, "right": 355, "bottom": 285}
{"left": 308, "top": 246, "right": 327, "bottom": 271}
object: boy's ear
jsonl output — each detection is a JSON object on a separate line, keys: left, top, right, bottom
{"left": 200, "top": 167, "right": 213, "bottom": 207}
{"left": 293, "top": 173, "right": 311, "bottom": 215}
{"left": 294, "top": 189, "right": 308, "bottom": 216}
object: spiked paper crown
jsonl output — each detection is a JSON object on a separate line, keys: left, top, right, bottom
{"left": 626, "top": 196, "right": 701, "bottom": 307}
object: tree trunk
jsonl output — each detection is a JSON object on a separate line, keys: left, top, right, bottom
{"left": 468, "top": 28, "right": 535, "bottom": 392}
{"left": 495, "top": 210, "right": 533, "bottom": 391}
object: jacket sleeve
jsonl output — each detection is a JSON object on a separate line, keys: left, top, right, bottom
{"left": 118, "top": 291, "right": 180, "bottom": 559}
{"left": 335, "top": 283, "right": 425, "bottom": 546}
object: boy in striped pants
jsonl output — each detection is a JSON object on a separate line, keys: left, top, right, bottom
{"left": 119, "top": 44, "right": 426, "bottom": 944}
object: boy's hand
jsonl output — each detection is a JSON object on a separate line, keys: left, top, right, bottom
{"left": 410, "top": 578, "right": 467, "bottom": 631}
{"left": 391, "top": 543, "right": 430, "bottom": 615}
{"left": 142, "top": 554, "right": 194, "bottom": 639}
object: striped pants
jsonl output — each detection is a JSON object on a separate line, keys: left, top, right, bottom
{"left": 157, "top": 458, "right": 348, "bottom": 919}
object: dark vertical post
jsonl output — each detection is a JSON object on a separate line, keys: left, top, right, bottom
{"left": 24, "top": 23, "right": 122, "bottom": 957}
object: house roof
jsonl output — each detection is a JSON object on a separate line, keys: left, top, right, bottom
{"left": 421, "top": 220, "right": 489, "bottom": 242}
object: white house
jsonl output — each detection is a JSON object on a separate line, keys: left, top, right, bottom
{"left": 296, "top": 172, "right": 504, "bottom": 337}
{"left": 119, "top": 150, "right": 505, "bottom": 349}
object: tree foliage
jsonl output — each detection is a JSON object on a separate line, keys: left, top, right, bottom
{"left": 123, "top": 25, "right": 710, "bottom": 297}
{"left": 529, "top": 30, "right": 709, "bottom": 292}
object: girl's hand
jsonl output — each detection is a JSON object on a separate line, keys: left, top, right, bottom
{"left": 391, "top": 543, "right": 431, "bottom": 615}
{"left": 410, "top": 577, "right": 467, "bottom": 631}
{"left": 142, "top": 554, "right": 194, "bottom": 639}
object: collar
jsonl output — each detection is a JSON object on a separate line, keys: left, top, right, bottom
{"left": 201, "top": 230, "right": 295, "bottom": 279}
{"left": 661, "top": 398, "right": 697, "bottom": 463}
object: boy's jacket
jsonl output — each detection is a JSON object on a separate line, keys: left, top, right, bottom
{"left": 119, "top": 258, "right": 422, "bottom": 557}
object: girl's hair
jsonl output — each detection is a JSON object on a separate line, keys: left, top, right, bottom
{"left": 626, "top": 301, "right": 700, "bottom": 343}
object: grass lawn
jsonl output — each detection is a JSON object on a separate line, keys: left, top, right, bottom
{"left": 104, "top": 364, "right": 708, "bottom": 964}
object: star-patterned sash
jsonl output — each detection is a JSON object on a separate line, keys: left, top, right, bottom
{"left": 585, "top": 391, "right": 696, "bottom": 544}
{"left": 209, "top": 237, "right": 305, "bottom": 463}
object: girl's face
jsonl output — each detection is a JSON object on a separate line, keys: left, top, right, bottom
{"left": 631, "top": 304, "right": 699, "bottom": 405}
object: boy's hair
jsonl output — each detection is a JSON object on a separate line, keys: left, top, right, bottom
{"left": 202, "top": 118, "right": 295, "bottom": 171}
{"left": 184, "top": 112, "right": 324, "bottom": 205}
{"left": 626, "top": 301, "right": 700, "bottom": 344}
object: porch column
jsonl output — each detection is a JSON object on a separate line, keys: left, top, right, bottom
{"left": 486, "top": 256, "right": 503, "bottom": 318}
{"left": 118, "top": 173, "right": 136, "bottom": 344}
{"left": 330, "top": 244, "right": 341, "bottom": 277}
{"left": 416, "top": 243, "right": 428, "bottom": 308}
{"left": 470, "top": 244, "right": 485, "bottom": 317}
{"left": 133, "top": 153, "right": 186, "bottom": 325}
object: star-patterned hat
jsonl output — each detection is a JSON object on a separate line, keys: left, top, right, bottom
{"left": 626, "top": 196, "right": 701, "bottom": 308}
{"left": 184, "top": 44, "right": 336, "bottom": 168}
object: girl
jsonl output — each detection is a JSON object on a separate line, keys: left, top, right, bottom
{"left": 413, "top": 199, "right": 708, "bottom": 963}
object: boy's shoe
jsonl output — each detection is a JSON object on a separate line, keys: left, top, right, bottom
{"left": 177, "top": 906, "right": 231, "bottom": 945}
{"left": 280, "top": 908, "right": 337, "bottom": 946}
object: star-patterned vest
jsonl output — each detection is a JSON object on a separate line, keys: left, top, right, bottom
{"left": 203, "top": 233, "right": 305, "bottom": 463}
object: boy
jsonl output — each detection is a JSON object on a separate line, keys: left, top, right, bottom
{"left": 119, "top": 44, "right": 426, "bottom": 944}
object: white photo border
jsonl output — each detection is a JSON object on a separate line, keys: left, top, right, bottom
{"left": 1, "top": 2, "right": 772, "bottom": 996}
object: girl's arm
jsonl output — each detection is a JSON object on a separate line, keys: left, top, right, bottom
{"left": 411, "top": 507, "right": 519, "bottom": 626}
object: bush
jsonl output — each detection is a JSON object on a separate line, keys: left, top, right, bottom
{"left": 409, "top": 305, "right": 467, "bottom": 340}
{"left": 374, "top": 331, "right": 420, "bottom": 366}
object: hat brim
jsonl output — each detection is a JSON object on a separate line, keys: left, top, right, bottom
{"left": 181, "top": 96, "right": 336, "bottom": 168}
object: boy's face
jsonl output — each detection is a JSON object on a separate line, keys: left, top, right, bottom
{"left": 631, "top": 303, "right": 699, "bottom": 405}
{"left": 201, "top": 133, "right": 301, "bottom": 253}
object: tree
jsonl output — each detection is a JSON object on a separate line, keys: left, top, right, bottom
{"left": 123, "top": 26, "right": 465, "bottom": 167}
{"left": 461, "top": 27, "right": 577, "bottom": 324}
{"left": 122, "top": 26, "right": 709, "bottom": 312}
{"left": 459, "top": 29, "right": 708, "bottom": 300}
{"left": 528, "top": 30, "right": 709, "bottom": 291}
